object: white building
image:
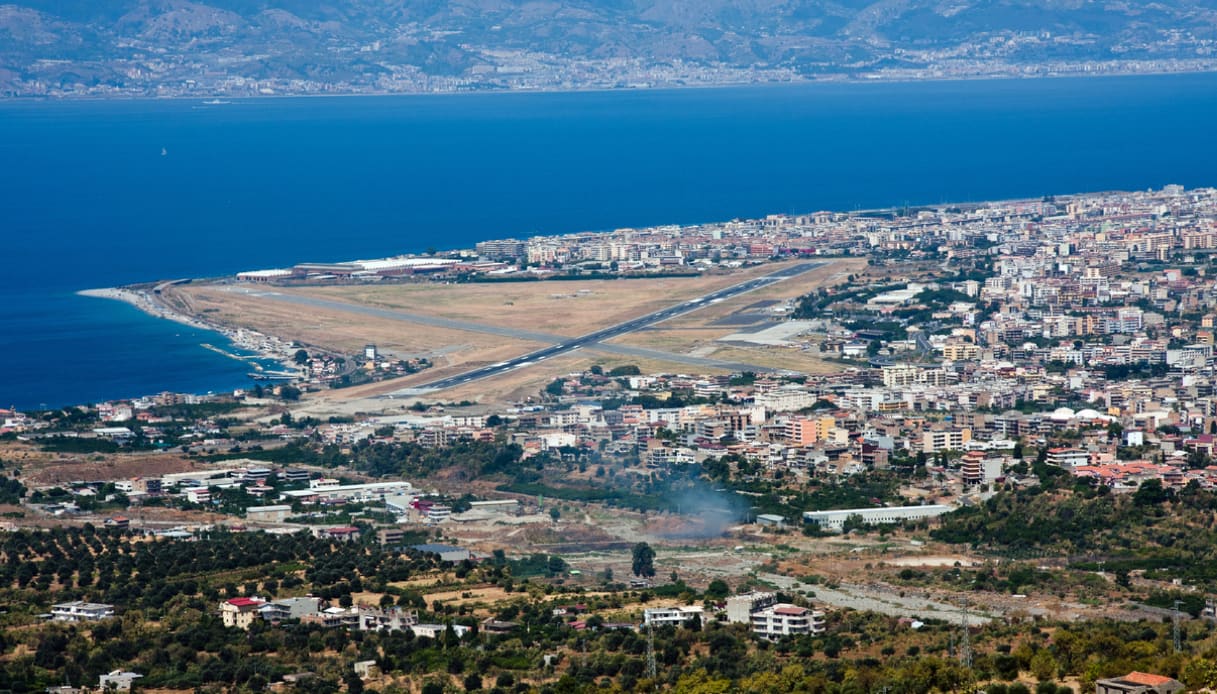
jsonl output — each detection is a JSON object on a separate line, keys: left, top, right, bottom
{"left": 283, "top": 480, "right": 413, "bottom": 503}
{"left": 98, "top": 671, "right": 143, "bottom": 691}
{"left": 246, "top": 505, "right": 293, "bottom": 523}
{"left": 751, "top": 604, "right": 826, "bottom": 639}
{"left": 425, "top": 505, "right": 452, "bottom": 523}
{"left": 755, "top": 388, "right": 814, "bottom": 413}
{"left": 51, "top": 601, "right": 115, "bottom": 622}
{"left": 411, "top": 623, "right": 472, "bottom": 639}
{"left": 802, "top": 505, "right": 954, "bottom": 532}
{"left": 643, "top": 606, "right": 704, "bottom": 628}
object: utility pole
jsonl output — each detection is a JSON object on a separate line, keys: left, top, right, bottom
{"left": 961, "top": 593, "right": 973, "bottom": 669}
{"left": 646, "top": 622, "right": 657, "bottom": 680}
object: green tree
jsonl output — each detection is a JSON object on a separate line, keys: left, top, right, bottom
{"left": 1134, "top": 478, "right": 1171, "bottom": 506}
{"left": 632, "top": 542, "right": 656, "bottom": 578}
{"left": 1030, "top": 651, "right": 1058, "bottom": 682}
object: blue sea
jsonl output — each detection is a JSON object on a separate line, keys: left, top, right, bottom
{"left": 2, "top": 74, "right": 1216, "bottom": 410}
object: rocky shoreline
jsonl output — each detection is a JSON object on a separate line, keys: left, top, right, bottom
{"left": 78, "top": 286, "right": 304, "bottom": 378}
{"left": 78, "top": 287, "right": 213, "bottom": 331}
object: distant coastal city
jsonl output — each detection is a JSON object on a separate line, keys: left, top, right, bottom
{"left": 11, "top": 56, "right": 1217, "bottom": 100}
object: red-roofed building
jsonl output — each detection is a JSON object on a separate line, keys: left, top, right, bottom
{"left": 1095, "top": 671, "right": 1183, "bottom": 694}
{"left": 220, "top": 597, "right": 265, "bottom": 630}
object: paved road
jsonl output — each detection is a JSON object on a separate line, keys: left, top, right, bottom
{"left": 759, "top": 572, "right": 993, "bottom": 625}
{"left": 229, "top": 261, "right": 826, "bottom": 394}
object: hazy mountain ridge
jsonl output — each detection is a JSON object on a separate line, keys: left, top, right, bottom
{"left": 2, "top": 0, "right": 1215, "bottom": 96}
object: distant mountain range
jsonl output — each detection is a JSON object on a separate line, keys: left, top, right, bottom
{"left": 3, "top": 0, "right": 1216, "bottom": 97}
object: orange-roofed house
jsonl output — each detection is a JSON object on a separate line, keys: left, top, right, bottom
{"left": 1095, "top": 671, "right": 1183, "bottom": 694}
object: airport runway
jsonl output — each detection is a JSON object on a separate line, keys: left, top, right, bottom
{"left": 227, "top": 261, "right": 826, "bottom": 394}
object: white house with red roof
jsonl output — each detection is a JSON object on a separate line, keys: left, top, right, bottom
{"left": 220, "top": 597, "right": 265, "bottom": 630}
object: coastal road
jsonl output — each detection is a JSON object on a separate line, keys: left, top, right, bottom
{"left": 226, "top": 261, "right": 826, "bottom": 394}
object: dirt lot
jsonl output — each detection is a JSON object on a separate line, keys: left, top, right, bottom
{"left": 1, "top": 442, "right": 205, "bottom": 487}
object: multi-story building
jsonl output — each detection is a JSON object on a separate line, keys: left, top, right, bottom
{"left": 922, "top": 428, "right": 972, "bottom": 454}
{"left": 643, "top": 606, "right": 704, "bottom": 628}
{"left": 1046, "top": 447, "right": 1090, "bottom": 469}
{"left": 750, "top": 604, "right": 826, "bottom": 639}
{"left": 725, "top": 592, "right": 778, "bottom": 624}
{"left": 882, "top": 365, "right": 921, "bottom": 388}
{"left": 475, "top": 239, "right": 526, "bottom": 261}
{"left": 259, "top": 597, "right": 321, "bottom": 622}
{"left": 960, "top": 452, "right": 986, "bottom": 486}
{"left": 784, "top": 416, "right": 835, "bottom": 447}
{"left": 220, "top": 597, "right": 266, "bottom": 630}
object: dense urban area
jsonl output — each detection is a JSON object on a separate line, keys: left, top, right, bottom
{"left": 9, "top": 186, "right": 1217, "bottom": 692}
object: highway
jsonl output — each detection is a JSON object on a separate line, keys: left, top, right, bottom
{"left": 399, "top": 261, "right": 825, "bottom": 393}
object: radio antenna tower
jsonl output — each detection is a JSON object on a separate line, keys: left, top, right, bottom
{"left": 1174, "top": 599, "right": 1183, "bottom": 653}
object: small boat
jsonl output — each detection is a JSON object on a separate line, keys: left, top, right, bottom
{"left": 161, "top": 147, "right": 168, "bottom": 156}
{"left": 202, "top": 99, "right": 231, "bottom": 105}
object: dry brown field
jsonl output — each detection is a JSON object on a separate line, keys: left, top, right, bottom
{"left": 282, "top": 263, "right": 795, "bottom": 336}
{"left": 1, "top": 441, "right": 203, "bottom": 487}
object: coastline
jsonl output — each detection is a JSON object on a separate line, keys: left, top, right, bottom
{"left": 78, "top": 287, "right": 213, "bottom": 331}
{"left": 3, "top": 64, "right": 1217, "bottom": 103}
{"left": 78, "top": 286, "right": 304, "bottom": 380}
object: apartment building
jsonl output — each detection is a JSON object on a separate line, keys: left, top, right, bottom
{"left": 750, "top": 604, "right": 826, "bottom": 639}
